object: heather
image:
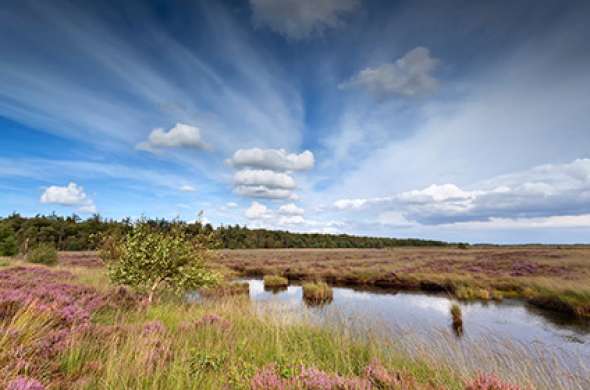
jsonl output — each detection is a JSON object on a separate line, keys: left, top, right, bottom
{"left": 220, "top": 247, "right": 590, "bottom": 318}
{"left": 2, "top": 249, "right": 588, "bottom": 388}
{"left": 0, "top": 258, "right": 541, "bottom": 389}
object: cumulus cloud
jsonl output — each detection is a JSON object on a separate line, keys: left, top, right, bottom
{"left": 339, "top": 47, "right": 439, "bottom": 99}
{"left": 228, "top": 148, "right": 314, "bottom": 199}
{"left": 234, "top": 169, "right": 296, "bottom": 189}
{"left": 40, "top": 182, "right": 96, "bottom": 213}
{"left": 228, "top": 148, "right": 314, "bottom": 172}
{"left": 226, "top": 202, "right": 238, "bottom": 208}
{"left": 333, "top": 159, "right": 590, "bottom": 225}
{"left": 250, "top": 0, "right": 359, "bottom": 40}
{"left": 235, "top": 185, "right": 296, "bottom": 200}
{"left": 137, "top": 123, "right": 207, "bottom": 152}
{"left": 278, "top": 203, "right": 304, "bottom": 215}
{"left": 245, "top": 201, "right": 272, "bottom": 219}
{"left": 243, "top": 201, "right": 340, "bottom": 232}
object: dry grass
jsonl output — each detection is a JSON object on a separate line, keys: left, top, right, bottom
{"left": 263, "top": 275, "right": 289, "bottom": 288}
{"left": 217, "top": 247, "right": 590, "bottom": 318}
{"left": 302, "top": 282, "right": 334, "bottom": 305}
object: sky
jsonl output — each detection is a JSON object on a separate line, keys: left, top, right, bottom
{"left": 1, "top": 0, "right": 590, "bottom": 244}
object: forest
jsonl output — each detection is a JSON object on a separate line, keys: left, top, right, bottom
{"left": 0, "top": 213, "right": 450, "bottom": 254}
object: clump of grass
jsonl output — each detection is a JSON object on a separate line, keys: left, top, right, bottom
{"left": 26, "top": 243, "right": 58, "bottom": 265}
{"left": 200, "top": 282, "right": 249, "bottom": 298}
{"left": 0, "top": 257, "right": 10, "bottom": 267}
{"left": 450, "top": 303, "right": 463, "bottom": 337}
{"left": 302, "top": 282, "right": 333, "bottom": 304}
{"left": 455, "top": 286, "right": 490, "bottom": 301}
{"left": 492, "top": 290, "right": 504, "bottom": 301}
{"left": 263, "top": 275, "right": 289, "bottom": 288}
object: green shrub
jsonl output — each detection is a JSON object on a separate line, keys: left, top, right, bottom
{"left": 0, "top": 225, "right": 18, "bottom": 256}
{"left": 104, "top": 222, "right": 220, "bottom": 303}
{"left": 26, "top": 243, "right": 58, "bottom": 265}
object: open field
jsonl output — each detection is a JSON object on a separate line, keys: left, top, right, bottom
{"left": 1, "top": 256, "right": 538, "bottom": 390}
{"left": 218, "top": 246, "right": 590, "bottom": 318}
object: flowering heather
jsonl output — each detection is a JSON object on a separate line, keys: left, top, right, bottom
{"left": 5, "top": 376, "right": 45, "bottom": 390}
{"left": 364, "top": 359, "right": 414, "bottom": 388}
{"left": 465, "top": 373, "right": 524, "bottom": 390}
{"left": 142, "top": 320, "right": 166, "bottom": 335}
{"left": 58, "top": 251, "right": 105, "bottom": 268}
{"left": 251, "top": 363, "right": 374, "bottom": 389}
{"left": 195, "top": 314, "right": 231, "bottom": 329}
{"left": 138, "top": 320, "right": 171, "bottom": 372}
{"left": 0, "top": 267, "right": 106, "bottom": 325}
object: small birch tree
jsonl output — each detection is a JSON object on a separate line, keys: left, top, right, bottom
{"left": 104, "top": 222, "right": 219, "bottom": 303}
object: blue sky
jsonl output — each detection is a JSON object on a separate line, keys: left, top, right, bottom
{"left": 1, "top": 0, "right": 590, "bottom": 243}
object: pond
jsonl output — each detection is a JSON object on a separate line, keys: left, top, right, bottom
{"left": 242, "top": 278, "right": 590, "bottom": 388}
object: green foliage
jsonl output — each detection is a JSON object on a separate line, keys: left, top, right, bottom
{"left": 0, "top": 224, "right": 18, "bottom": 256}
{"left": 0, "top": 213, "right": 450, "bottom": 251}
{"left": 104, "top": 222, "right": 220, "bottom": 302}
{"left": 26, "top": 243, "right": 58, "bottom": 265}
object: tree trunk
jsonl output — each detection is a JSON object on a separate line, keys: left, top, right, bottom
{"left": 148, "top": 279, "right": 160, "bottom": 304}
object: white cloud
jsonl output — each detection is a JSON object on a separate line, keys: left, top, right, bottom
{"left": 339, "top": 47, "right": 439, "bottom": 99}
{"left": 245, "top": 201, "right": 272, "bottom": 219}
{"left": 234, "top": 169, "right": 296, "bottom": 189}
{"left": 179, "top": 184, "right": 196, "bottom": 192}
{"left": 278, "top": 215, "right": 306, "bottom": 225}
{"left": 226, "top": 202, "right": 238, "bottom": 208}
{"left": 235, "top": 185, "right": 296, "bottom": 200}
{"left": 137, "top": 123, "right": 207, "bottom": 152}
{"left": 227, "top": 148, "right": 314, "bottom": 171}
{"left": 250, "top": 0, "right": 359, "bottom": 40}
{"left": 278, "top": 203, "right": 304, "bottom": 215}
{"left": 333, "top": 159, "right": 590, "bottom": 225}
{"left": 228, "top": 148, "right": 314, "bottom": 200}
{"left": 441, "top": 214, "right": 590, "bottom": 230}
{"left": 40, "top": 182, "right": 96, "bottom": 213}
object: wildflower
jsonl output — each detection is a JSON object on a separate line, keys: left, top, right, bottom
{"left": 195, "top": 314, "right": 231, "bottom": 330}
{"left": 465, "top": 373, "right": 524, "bottom": 390}
{"left": 6, "top": 377, "right": 45, "bottom": 390}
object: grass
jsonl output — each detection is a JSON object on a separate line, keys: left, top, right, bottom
{"left": 2, "top": 259, "right": 586, "bottom": 389}
{"left": 219, "top": 247, "right": 590, "bottom": 318}
{"left": 302, "top": 282, "right": 333, "bottom": 304}
{"left": 450, "top": 304, "right": 463, "bottom": 336}
{"left": 263, "top": 275, "right": 289, "bottom": 288}
{"left": 199, "top": 282, "right": 250, "bottom": 298}
{"left": 0, "top": 264, "right": 463, "bottom": 388}
{"left": 0, "top": 256, "right": 11, "bottom": 267}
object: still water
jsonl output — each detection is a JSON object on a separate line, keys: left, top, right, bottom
{"left": 241, "top": 279, "right": 590, "bottom": 388}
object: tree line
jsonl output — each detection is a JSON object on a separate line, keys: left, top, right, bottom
{"left": 0, "top": 213, "right": 451, "bottom": 255}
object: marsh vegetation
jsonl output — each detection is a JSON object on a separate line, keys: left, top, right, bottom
{"left": 1, "top": 222, "right": 589, "bottom": 388}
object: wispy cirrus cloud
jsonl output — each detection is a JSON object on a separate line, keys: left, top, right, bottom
{"left": 250, "top": 0, "right": 360, "bottom": 40}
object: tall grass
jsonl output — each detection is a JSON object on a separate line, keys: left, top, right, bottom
{"left": 53, "top": 297, "right": 462, "bottom": 389}
{"left": 302, "top": 282, "right": 333, "bottom": 304}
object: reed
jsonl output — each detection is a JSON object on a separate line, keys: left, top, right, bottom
{"left": 302, "top": 281, "right": 333, "bottom": 304}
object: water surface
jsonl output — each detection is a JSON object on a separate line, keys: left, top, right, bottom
{"left": 242, "top": 278, "right": 590, "bottom": 387}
